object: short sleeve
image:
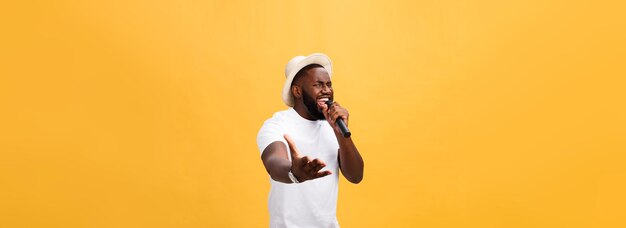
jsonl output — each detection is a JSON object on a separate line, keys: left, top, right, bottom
{"left": 256, "top": 118, "right": 287, "bottom": 156}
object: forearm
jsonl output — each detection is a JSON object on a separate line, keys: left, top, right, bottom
{"left": 261, "top": 141, "right": 295, "bottom": 184}
{"left": 336, "top": 136, "right": 364, "bottom": 183}
{"left": 265, "top": 156, "right": 294, "bottom": 183}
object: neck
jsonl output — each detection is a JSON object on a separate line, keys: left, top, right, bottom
{"left": 293, "top": 102, "right": 317, "bottom": 121}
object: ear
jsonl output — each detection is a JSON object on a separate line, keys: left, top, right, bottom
{"left": 291, "top": 85, "right": 302, "bottom": 99}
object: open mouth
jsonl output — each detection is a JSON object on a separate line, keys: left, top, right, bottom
{"left": 317, "top": 97, "right": 330, "bottom": 109}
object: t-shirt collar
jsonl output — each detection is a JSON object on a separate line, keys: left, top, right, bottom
{"left": 288, "top": 107, "right": 323, "bottom": 124}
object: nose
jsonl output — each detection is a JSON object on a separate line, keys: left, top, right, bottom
{"left": 321, "top": 84, "right": 332, "bottom": 94}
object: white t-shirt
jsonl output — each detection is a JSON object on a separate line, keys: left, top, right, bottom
{"left": 257, "top": 108, "right": 340, "bottom": 228}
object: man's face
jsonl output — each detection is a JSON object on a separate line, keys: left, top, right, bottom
{"left": 298, "top": 67, "right": 333, "bottom": 120}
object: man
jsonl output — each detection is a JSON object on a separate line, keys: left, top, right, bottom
{"left": 257, "top": 53, "right": 364, "bottom": 228}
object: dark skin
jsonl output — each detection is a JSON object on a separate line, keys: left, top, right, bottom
{"left": 261, "top": 66, "right": 364, "bottom": 184}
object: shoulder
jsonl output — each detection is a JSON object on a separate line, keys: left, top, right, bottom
{"left": 257, "top": 109, "right": 291, "bottom": 153}
{"left": 258, "top": 109, "right": 292, "bottom": 134}
{"left": 262, "top": 109, "right": 290, "bottom": 125}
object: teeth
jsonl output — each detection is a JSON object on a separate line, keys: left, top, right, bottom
{"left": 319, "top": 98, "right": 329, "bottom": 102}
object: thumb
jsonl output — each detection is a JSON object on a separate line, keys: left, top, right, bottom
{"left": 283, "top": 134, "right": 300, "bottom": 159}
{"left": 321, "top": 103, "right": 330, "bottom": 119}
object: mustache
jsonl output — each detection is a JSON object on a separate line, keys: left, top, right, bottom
{"left": 302, "top": 91, "right": 325, "bottom": 120}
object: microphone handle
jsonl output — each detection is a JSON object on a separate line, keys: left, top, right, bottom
{"left": 336, "top": 118, "right": 351, "bottom": 138}
{"left": 325, "top": 100, "right": 351, "bottom": 138}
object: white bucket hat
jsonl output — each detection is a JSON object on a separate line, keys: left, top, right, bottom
{"left": 282, "top": 53, "right": 333, "bottom": 107}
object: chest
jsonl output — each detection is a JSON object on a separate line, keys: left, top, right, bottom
{"left": 283, "top": 122, "right": 339, "bottom": 164}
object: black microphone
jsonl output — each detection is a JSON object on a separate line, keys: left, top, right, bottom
{"left": 325, "top": 100, "right": 351, "bottom": 138}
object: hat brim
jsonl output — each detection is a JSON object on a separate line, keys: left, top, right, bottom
{"left": 282, "top": 54, "right": 332, "bottom": 107}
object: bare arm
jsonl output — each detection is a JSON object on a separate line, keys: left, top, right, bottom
{"left": 336, "top": 135, "right": 364, "bottom": 183}
{"left": 261, "top": 135, "right": 332, "bottom": 184}
{"left": 260, "top": 141, "right": 293, "bottom": 183}
{"left": 323, "top": 102, "right": 364, "bottom": 184}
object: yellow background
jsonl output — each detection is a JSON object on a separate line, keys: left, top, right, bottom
{"left": 1, "top": 1, "right": 625, "bottom": 227}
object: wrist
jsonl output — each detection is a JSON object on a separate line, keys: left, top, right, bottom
{"left": 335, "top": 131, "right": 352, "bottom": 142}
{"left": 288, "top": 169, "right": 301, "bottom": 183}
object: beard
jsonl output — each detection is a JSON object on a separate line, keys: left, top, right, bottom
{"left": 302, "top": 89, "right": 326, "bottom": 120}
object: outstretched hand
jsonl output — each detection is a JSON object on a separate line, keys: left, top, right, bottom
{"left": 284, "top": 134, "right": 332, "bottom": 182}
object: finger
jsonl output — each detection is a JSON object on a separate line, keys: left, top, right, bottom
{"left": 329, "top": 102, "right": 341, "bottom": 114}
{"left": 314, "top": 170, "right": 332, "bottom": 179}
{"left": 329, "top": 111, "right": 337, "bottom": 123}
{"left": 330, "top": 107, "right": 348, "bottom": 121}
{"left": 309, "top": 159, "right": 325, "bottom": 173}
{"left": 326, "top": 102, "right": 335, "bottom": 114}
{"left": 330, "top": 103, "right": 346, "bottom": 118}
{"left": 283, "top": 134, "right": 300, "bottom": 159}
{"left": 301, "top": 156, "right": 312, "bottom": 168}
{"left": 321, "top": 101, "right": 329, "bottom": 112}
{"left": 330, "top": 111, "right": 343, "bottom": 124}
{"left": 305, "top": 158, "right": 319, "bottom": 172}
{"left": 310, "top": 158, "right": 327, "bottom": 167}
{"left": 321, "top": 103, "right": 330, "bottom": 119}
{"left": 335, "top": 113, "right": 348, "bottom": 124}
{"left": 312, "top": 163, "right": 326, "bottom": 173}
{"left": 326, "top": 107, "right": 338, "bottom": 123}
{"left": 330, "top": 107, "right": 346, "bottom": 120}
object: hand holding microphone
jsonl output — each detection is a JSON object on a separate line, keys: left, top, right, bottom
{"left": 324, "top": 100, "right": 351, "bottom": 138}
